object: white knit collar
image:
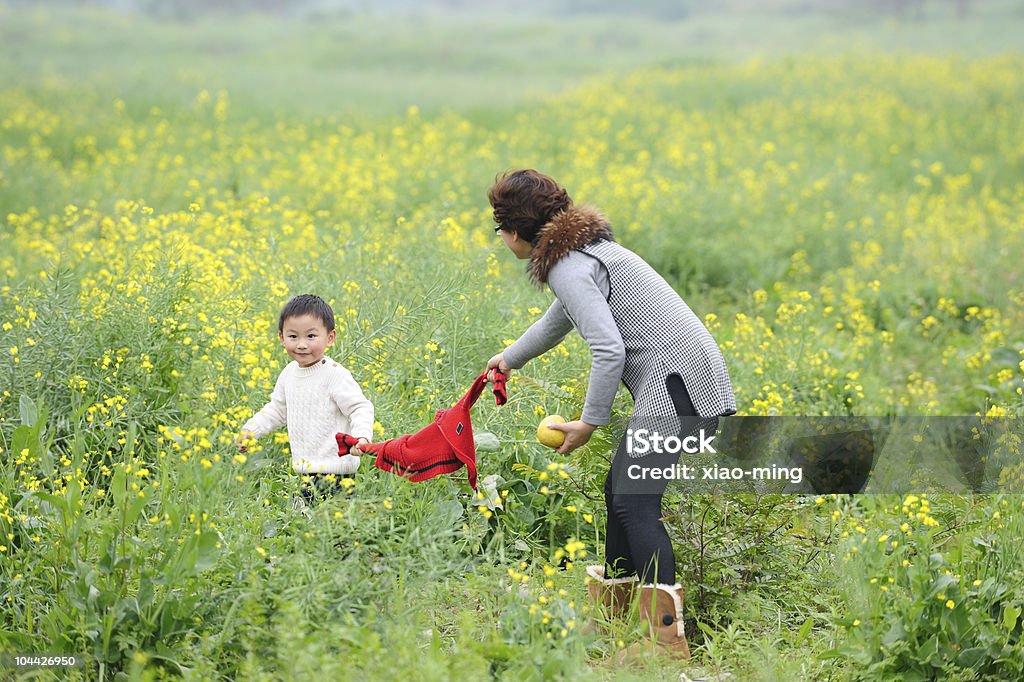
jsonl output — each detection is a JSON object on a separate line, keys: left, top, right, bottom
{"left": 293, "top": 358, "right": 329, "bottom": 377}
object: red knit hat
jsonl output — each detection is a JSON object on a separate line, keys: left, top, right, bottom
{"left": 337, "top": 369, "right": 507, "bottom": 490}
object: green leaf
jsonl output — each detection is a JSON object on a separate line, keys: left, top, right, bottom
{"left": 926, "top": 573, "right": 958, "bottom": 600}
{"left": 957, "top": 647, "right": 986, "bottom": 669}
{"left": 39, "top": 448, "right": 55, "bottom": 483}
{"left": 919, "top": 635, "right": 940, "bottom": 665}
{"left": 11, "top": 425, "right": 31, "bottom": 459}
{"left": 33, "top": 490, "right": 66, "bottom": 513}
{"left": 115, "top": 596, "right": 139, "bottom": 623}
{"left": 0, "top": 631, "right": 40, "bottom": 650}
{"left": 112, "top": 466, "right": 128, "bottom": 508}
{"left": 896, "top": 672, "right": 931, "bottom": 682}
{"left": 881, "top": 621, "right": 906, "bottom": 648}
{"left": 34, "top": 399, "right": 49, "bottom": 458}
{"left": 194, "top": 531, "right": 221, "bottom": 573}
{"left": 160, "top": 607, "right": 177, "bottom": 640}
{"left": 19, "top": 394, "right": 38, "bottom": 427}
{"left": 474, "top": 431, "right": 500, "bottom": 452}
{"left": 945, "top": 605, "right": 970, "bottom": 640}
{"left": 1003, "top": 606, "right": 1021, "bottom": 631}
{"left": 123, "top": 488, "right": 148, "bottom": 527}
{"left": 833, "top": 644, "right": 874, "bottom": 665}
{"left": 137, "top": 574, "right": 155, "bottom": 610}
{"left": 795, "top": 616, "right": 813, "bottom": 646}
{"left": 435, "top": 499, "right": 464, "bottom": 527}
{"left": 127, "top": 421, "right": 138, "bottom": 457}
{"left": 511, "top": 504, "right": 535, "bottom": 528}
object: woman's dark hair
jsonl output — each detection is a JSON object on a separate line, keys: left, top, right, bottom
{"left": 488, "top": 169, "right": 572, "bottom": 244}
{"left": 278, "top": 294, "right": 335, "bottom": 332}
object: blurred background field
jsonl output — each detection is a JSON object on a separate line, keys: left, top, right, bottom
{"left": 4, "top": 0, "right": 1024, "bottom": 120}
{"left": 1, "top": 1, "right": 1024, "bottom": 680}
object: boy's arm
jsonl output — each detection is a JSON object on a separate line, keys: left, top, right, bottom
{"left": 239, "top": 372, "right": 288, "bottom": 449}
{"left": 329, "top": 367, "right": 374, "bottom": 442}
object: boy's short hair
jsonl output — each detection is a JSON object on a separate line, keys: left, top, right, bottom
{"left": 278, "top": 294, "right": 335, "bottom": 332}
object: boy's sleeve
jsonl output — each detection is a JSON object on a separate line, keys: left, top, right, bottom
{"left": 241, "top": 371, "right": 288, "bottom": 439}
{"left": 330, "top": 367, "right": 375, "bottom": 441}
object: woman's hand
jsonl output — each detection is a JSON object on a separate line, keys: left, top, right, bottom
{"left": 348, "top": 438, "right": 369, "bottom": 456}
{"left": 486, "top": 353, "right": 511, "bottom": 382}
{"left": 547, "top": 420, "right": 598, "bottom": 455}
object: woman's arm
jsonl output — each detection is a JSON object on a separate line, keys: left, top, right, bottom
{"left": 500, "top": 299, "right": 575, "bottom": 369}
{"left": 546, "top": 252, "right": 625, "bottom": 427}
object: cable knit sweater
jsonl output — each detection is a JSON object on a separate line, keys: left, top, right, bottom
{"left": 241, "top": 357, "right": 374, "bottom": 475}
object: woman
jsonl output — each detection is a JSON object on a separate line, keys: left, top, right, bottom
{"left": 485, "top": 169, "right": 736, "bottom": 657}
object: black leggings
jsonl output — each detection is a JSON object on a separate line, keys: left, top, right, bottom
{"left": 603, "top": 373, "right": 698, "bottom": 585}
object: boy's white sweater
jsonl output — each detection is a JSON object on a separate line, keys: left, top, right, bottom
{"left": 242, "top": 358, "right": 374, "bottom": 475}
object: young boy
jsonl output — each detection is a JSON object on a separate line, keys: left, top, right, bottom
{"left": 237, "top": 294, "right": 373, "bottom": 505}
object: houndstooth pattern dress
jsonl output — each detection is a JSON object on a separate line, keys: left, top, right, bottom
{"left": 575, "top": 239, "right": 737, "bottom": 420}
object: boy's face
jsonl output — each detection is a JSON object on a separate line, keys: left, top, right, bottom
{"left": 279, "top": 313, "right": 336, "bottom": 367}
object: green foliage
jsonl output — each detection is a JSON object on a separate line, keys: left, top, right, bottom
{"left": 828, "top": 496, "right": 1024, "bottom": 680}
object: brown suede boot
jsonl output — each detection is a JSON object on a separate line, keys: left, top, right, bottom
{"left": 637, "top": 583, "right": 691, "bottom": 659}
{"left": 585, "top": 565, "right": 638, "bottom": 618}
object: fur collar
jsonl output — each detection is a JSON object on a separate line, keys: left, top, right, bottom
{"left": 528, "top": 204, "right": 614, "bottom": 286}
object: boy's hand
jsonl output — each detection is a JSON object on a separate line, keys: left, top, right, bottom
{"left": 237, "top": 431, "right": 254, "bottom": 453}
{"left": 348, "top": 438, "right": 369, "bottom": 456}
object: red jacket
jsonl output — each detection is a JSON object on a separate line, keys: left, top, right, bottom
{"left": 337, "top": 370, "right": 506, "bottom": 490}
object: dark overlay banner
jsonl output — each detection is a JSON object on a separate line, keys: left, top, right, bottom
{"left": 609, "top": 416, "right": 1023, "bottom": 495}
